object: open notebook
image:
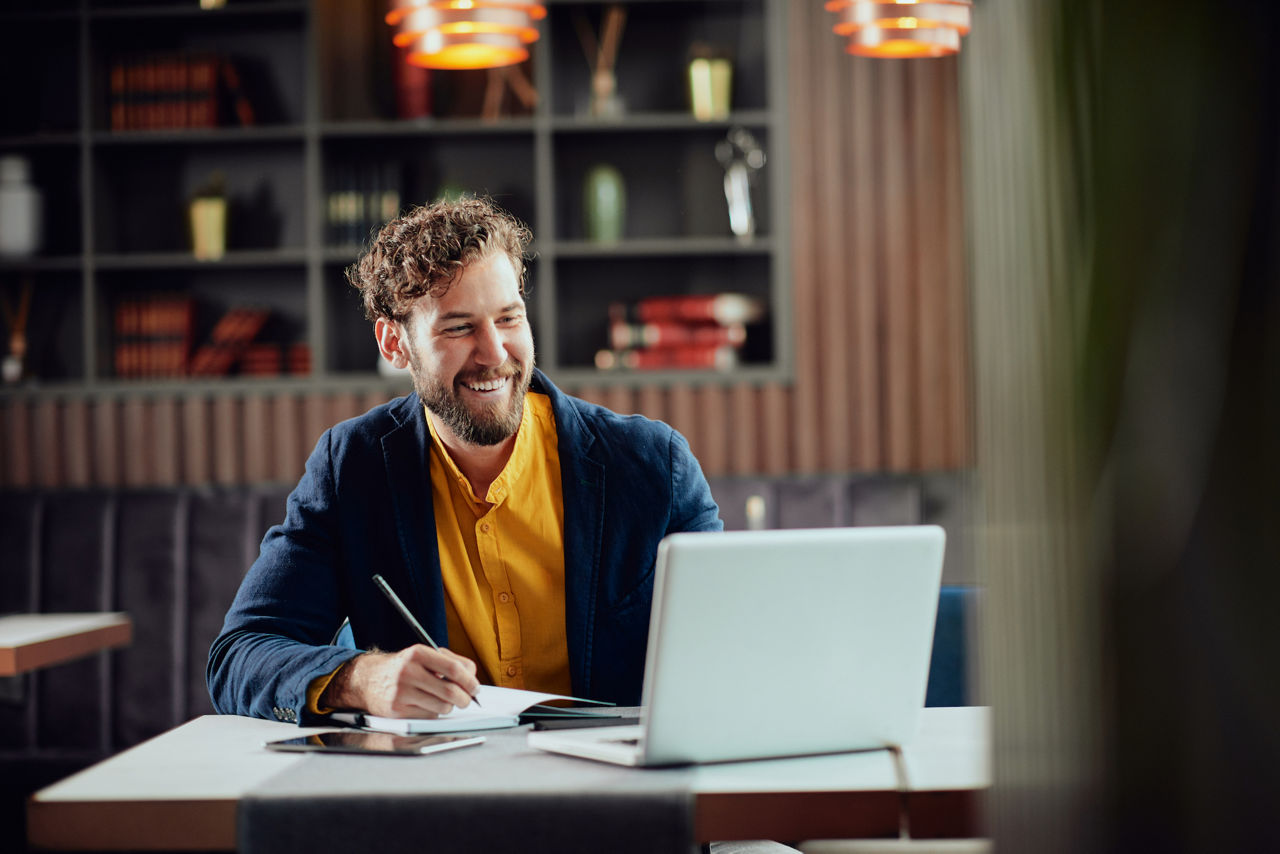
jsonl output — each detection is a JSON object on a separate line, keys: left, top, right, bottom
{"left": 333, "top": 686, "right": 611, "bottom": 734}
{"left": 528, "top": 526, "right": 946, "bottom": 766}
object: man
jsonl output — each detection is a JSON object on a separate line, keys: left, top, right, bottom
{"left": 207, "top": 197, "right": 723, "bottom": 724}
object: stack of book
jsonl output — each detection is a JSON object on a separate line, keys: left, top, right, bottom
{"left": 187, "top": 306, "right": 270, "bottom": 377}
{"left": 596, "top": 293, "right": 765, "bottom": 371}
{"left": 287, "top": 342, "right": 312, "bottom": 376}
{"left": 326, "top": 162, "right": 402, "bottom": 248}
{"left": 113, "top": 295, "right": 194, "bottom": 378}
{"left": 108, "top": 51, "right": 254, "bottom": 131}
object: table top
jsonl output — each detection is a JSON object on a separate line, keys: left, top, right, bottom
{"left": 29, "top": 706, "right": 989, "bottom": 850}
{"left": 0, "top": 612, "right": 132, "bottom": 676}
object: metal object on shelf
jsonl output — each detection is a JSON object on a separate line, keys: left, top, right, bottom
{"left": 715, "top": 127, "right": 766, "bottom": 240}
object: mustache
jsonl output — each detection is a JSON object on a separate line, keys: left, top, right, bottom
{"left": 456, "top": 364, "right": 523, "bottom": 385}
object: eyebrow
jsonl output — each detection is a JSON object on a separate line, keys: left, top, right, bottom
{"left": 436, "top": 303, "right": 524, "bottom": 322}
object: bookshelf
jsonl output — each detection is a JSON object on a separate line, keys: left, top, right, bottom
{"left": 0, "top": 0, "right": 790, "bottom": 394}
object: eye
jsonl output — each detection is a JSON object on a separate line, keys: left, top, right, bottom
{"left": 442, "top": 324, "right": 472, "bottom": 336}
{"left": 499, "top": 313, "right": 524, "bottom": 326}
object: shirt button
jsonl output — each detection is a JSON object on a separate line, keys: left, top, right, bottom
{"left": 506, "top": 664, "right": 518, "bottom": 677}
{"left": 498, "top": 591, "right": 511, "bottom": 603}
{"left": 480, "top": 522, "right": 491, "bottom": 533}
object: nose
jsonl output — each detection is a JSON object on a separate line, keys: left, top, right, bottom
{"left": 473, "top": 321, "right": 508, "bottom": 367}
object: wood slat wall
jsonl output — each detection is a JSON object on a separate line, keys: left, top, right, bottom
{"left": 0, "top": 4, "right": 970, "bottom": 490}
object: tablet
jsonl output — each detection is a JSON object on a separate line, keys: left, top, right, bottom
{"left": 265, "top": 731, "right": 485, "bottom": 756}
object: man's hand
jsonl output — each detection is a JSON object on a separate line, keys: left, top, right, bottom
{"left": 320, "top": 646, "right": 480, "bottom": 718}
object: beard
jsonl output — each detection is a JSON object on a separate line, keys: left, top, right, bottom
{"left": 408, "top": 349, "right": 534, "bottom": 447}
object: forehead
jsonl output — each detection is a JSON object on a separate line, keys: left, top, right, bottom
{"left": 414, "top": 252, "right": 523, "bottom": 322}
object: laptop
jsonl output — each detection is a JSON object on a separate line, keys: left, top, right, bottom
{"left": 528, "top": 525, "right": 946, "bottom": 766}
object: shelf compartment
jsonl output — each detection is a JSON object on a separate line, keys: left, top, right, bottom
{"left": 96, "top": 266, "right": 308, "bottom": 381}
{"left": 322, "top": 135, "right": 537, "bottom": 253}
{"left": 92, "top": 143, "right": 306, "bottom": 255}
{"left": 0, "top": 14, "right": 81, "bottom": 138}
{"left": 548, "top": 0, "right": 768, "bottom": 118}
{"left": 0, "top": 271, "right": 84, "bottom": 384}
{"left": 553, "top": 253, "right": 773, "bottom": 371}
{"left": 88, "top": 6, "right": 307, "bottom": 132}
{"left": 554, "top": 127, "right": 772, "bottom": 241}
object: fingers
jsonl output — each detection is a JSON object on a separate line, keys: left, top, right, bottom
{"left": 406, "top": 645, "right": 480, "bottom": 705}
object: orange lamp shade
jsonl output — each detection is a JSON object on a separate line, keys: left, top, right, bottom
{"left": 386, "top": 0, "right": 546, "bottom": 70}
{"left": 825, "top": 0, "right": 972, "bottom": 58}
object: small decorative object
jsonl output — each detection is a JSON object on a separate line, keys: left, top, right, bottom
{"left": 687, "top": 43, "right": 733, "bottom": 121}
{"left": 0, "top": 155, "right": 43, "bottom": 258}
{"left": 189, "top": 172, "right": 227, "bottom": 261}
{"left": 1, "top": 277, "right": 32, "bottom": 384}
{"left": 583, "top": 163, "right": 626, "bottom": 243}
{"left": 385, "top": 0, "right": 546, "bottom": 71}
{"left": 715, "top": 127, "right": 766, "bottom": 240}
{"left": 574, "top": 5, "right": 627, "bottom": 117}
{"left": 199, "top": 0, "right": 227, "bottom": 9}
{"left": 825, "top": 0, "right": 973, "bottom": 58}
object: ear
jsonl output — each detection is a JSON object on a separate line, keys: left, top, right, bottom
{"left": 375, "top": 317, "right": 411, "bottom": 370}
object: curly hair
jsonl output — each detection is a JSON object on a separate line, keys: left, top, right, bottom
{"left": 346, "top": 197, "right": 533, "bottom": 322}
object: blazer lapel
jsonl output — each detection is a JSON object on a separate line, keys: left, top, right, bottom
{"left": 536, "top": 371, "right": 605, "bottom": 697}
{"left": 380, "top": 394, "right": 450, "bottom": 644}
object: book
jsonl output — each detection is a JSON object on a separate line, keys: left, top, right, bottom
{"left": 112, "top": 295, "right": 194, "bottom": 378}
{"left": 632, "top": 293, "right": 765, "bottom": 326}
{"left": 609, "top": 319, "right": 746, "bottom": 350}
{"left": 187, "top": 306, "right": 269, "bottom": 376}
{"left": 332, "top": 685, "right": 613, "bottom": 734}
{"left": 595, "top": 344, "right": 739, "bottom": 372}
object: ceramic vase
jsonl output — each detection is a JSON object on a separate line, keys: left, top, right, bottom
{"left": 583, "top": 163, "right": 625, "bottom": 243}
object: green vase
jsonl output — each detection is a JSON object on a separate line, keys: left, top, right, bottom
{"left": 583, "top": 163, "right": 625, "bottom": 243}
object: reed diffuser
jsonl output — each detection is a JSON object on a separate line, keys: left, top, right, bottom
{"left": 575, "top": 5, "right": 627, "bottom": 117}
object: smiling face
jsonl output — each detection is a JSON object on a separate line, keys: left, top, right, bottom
{"left": 377, "top": 251, "right": 535, "bottom": 448}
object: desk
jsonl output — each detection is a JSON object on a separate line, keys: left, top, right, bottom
{"left": 0, "top": 613, "right": 132, "bottom": 676}
{"left": 28, "top": 707, "right": 988, "bottom": 851}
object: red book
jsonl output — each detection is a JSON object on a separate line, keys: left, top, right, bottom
{"left": 609, "top": 320, "right": 746, "bottom": 350}
{"left": 595, "top": 345, "right": 739, "bottom": 372}
{"left": 632, "top": 293, "right": 765, "bottom": 326}
{"left": 188, "top": 306, "right": 269, "bottom": 376}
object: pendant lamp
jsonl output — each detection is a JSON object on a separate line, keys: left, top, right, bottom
{"left": 387, "top": 0, "right": 546, "bottom": 70}
{"left": 825, "top": 0, "right": 972, "bottom": 58}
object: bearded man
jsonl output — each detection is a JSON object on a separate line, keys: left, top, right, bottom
{"left": 207, "top": 198, "right": 723, "bottom": 724}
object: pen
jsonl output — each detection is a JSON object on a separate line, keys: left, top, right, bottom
{"left": 371, "top": 574, "right": 481, "bottom": 707}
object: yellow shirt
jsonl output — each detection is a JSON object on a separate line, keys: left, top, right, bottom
{"left": 426, "top": 391, "right": 571, "bottom": 695}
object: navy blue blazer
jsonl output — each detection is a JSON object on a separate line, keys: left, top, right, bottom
{"left": 207, "top": 370, "right": 722, "bottom": 723}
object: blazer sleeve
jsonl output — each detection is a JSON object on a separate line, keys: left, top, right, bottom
{"left": 667, "top": 429, "right": 724, "bottom": 534}
{"left": 206, "top": 428, "right": 363, "bottom": 724}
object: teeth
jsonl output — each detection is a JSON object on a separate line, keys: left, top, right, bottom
{"left": 465, "top": 377, "right": 508, "bottom": 392}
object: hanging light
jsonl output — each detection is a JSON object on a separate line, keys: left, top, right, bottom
{"left": 386, "top": 0, "right": 546, "bottom": 70}
{"left": 825, "top": 0, "right": 972, "bottom": 58}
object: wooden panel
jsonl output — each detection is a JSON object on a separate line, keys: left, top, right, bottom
{"left": 211, "top": 396, "right": 243, "bottom": 485}
{"left": 695, "top": 384, "right": 728, "bottom": 475}
{"left": 849, "top": 58, "right": 882, "bottom": 471}
{"left": 942, "top": 60, "right": 972, "bottom": 468}
{"left": 152, "top": 397, "right": 180, "bottom": 486}
{"left": 33, "top": 397, "right": 60, "bottom": 487}
{"left": 914, "top": 62, "right": 949, "bottom": 470}
{"left": 815, "top": 0, "right": 852, "bottom": 473}
{"left": 729, "top": 383, "right": 759, "bottom": 475}
{"left": 92, "top": 398, "right": 120, "bottom": 486}
{"left": 63, "top": 398, "right": 92, "bottom": 487}
{"left": 271, "top": 394, "right": 303, "bottom": 483}
{"left": 121, "top": 398, "right": 152, "bottom": 487}
{"left": 243, "top": 395, "right": 271, "bottom": 484}
{"left": 760, "top": 382, "right": 790, "bottom": 475}
{"left": 181, "top": 396, "right": 210, "bottom": 486}
{"left": 4, "top": 398, "right": 32, "bottom": 487}
{"left": 789, "top": 0, "right": 822, "bottom": 474}
{"left": 637, "top": 385, "right": 666, "bottom": 423}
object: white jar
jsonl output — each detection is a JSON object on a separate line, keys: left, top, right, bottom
{"left": 0, "top": 155, "right": 44, "bottom": 257}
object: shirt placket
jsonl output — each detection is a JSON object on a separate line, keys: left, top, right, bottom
{"left": 475, "top": 509, "right": 523, "bottom": 687}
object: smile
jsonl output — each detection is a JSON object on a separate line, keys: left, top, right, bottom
{"left": 461, "top": 376, "right": 510, "bottom": 393}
